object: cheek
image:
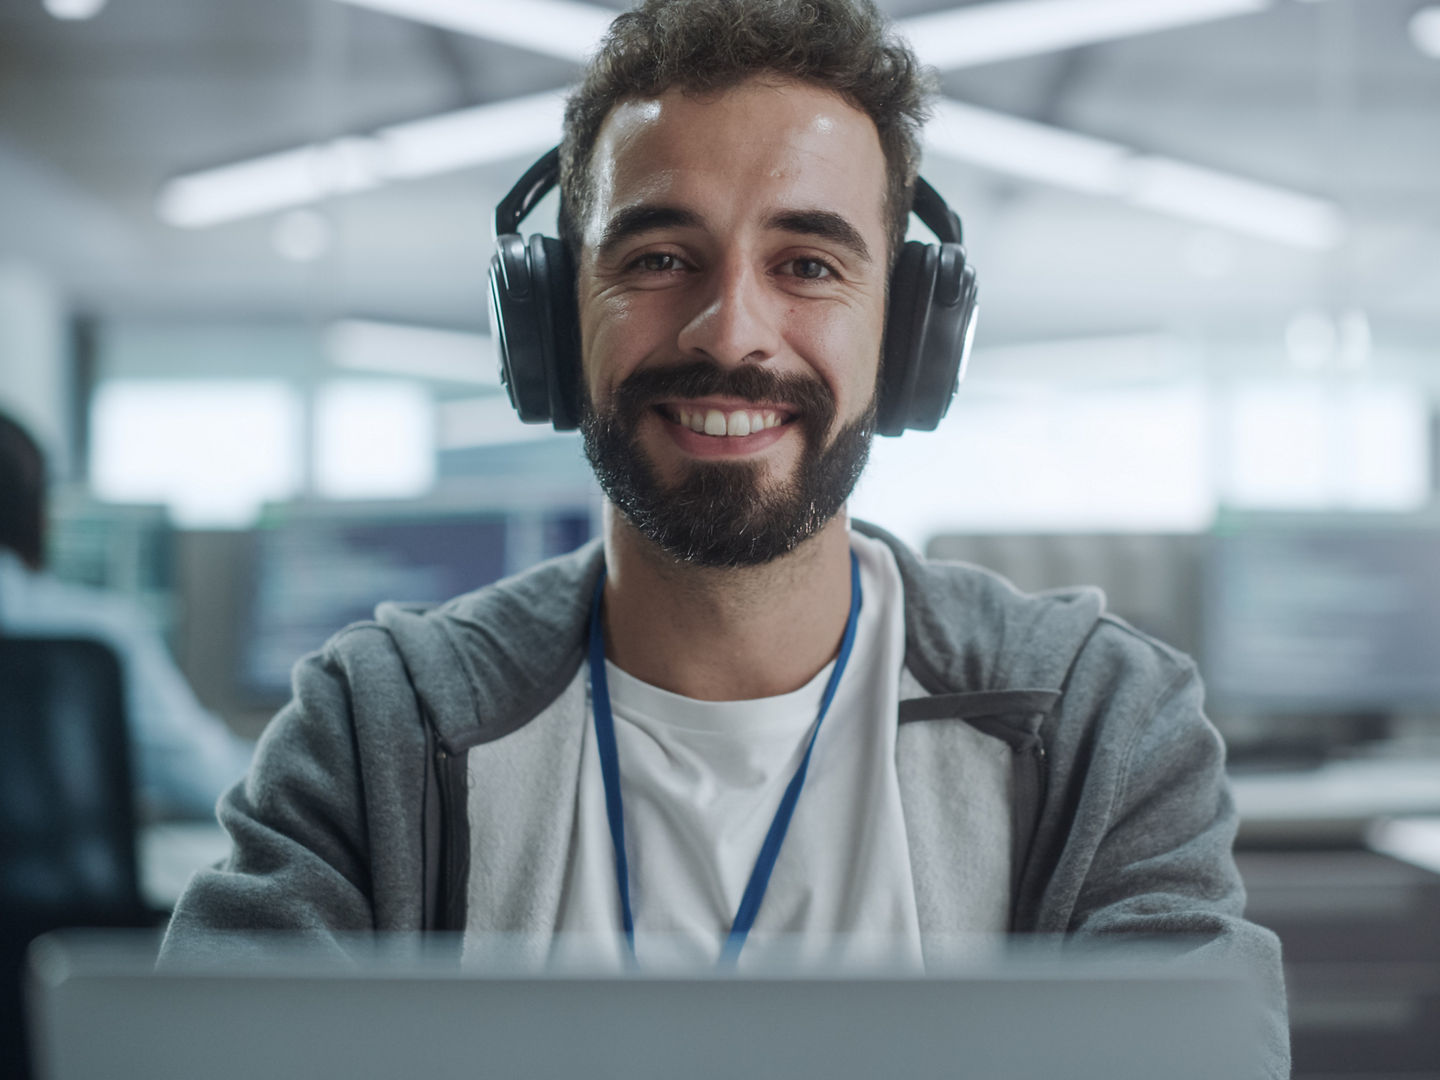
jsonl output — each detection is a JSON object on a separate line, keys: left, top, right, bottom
{"left": 580, "top": 293, "right": 643, "bottom": 402}
{"left": 785, "top": 302, "right": 884, "bottom": 411}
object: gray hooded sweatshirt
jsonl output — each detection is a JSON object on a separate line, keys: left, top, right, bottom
{"left": 163, "top": 521, "right": 1288, "bottom": 1075}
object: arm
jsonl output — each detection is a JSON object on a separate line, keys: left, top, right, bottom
{"left": 1063, "top": 665, "right": 1290, "bottom": 1077}
{"left": 159, "top": 626, "right": 430, "bottom": 961}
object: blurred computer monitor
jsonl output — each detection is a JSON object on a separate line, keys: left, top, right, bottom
{"left": 1203, "top": 516, "right": 1440, "bottom": 716}
{"left": 237, "top": 508, "right": 590, "bottom": 704}
{"left": 44, "top": 494, "right": 176, "bottom": 637}
{"left": 924, "top": 532, "right": 1205, "bottom": 658}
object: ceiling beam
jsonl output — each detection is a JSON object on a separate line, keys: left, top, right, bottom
{"left": 901, "top": 0, "right": 1272, "bottom": 70}
{"left": 155, "top": 90, "right": 567, "bottom": 228}
{"left": 925, "top": 98, "right": 1345, "bottom": 249}
{"left": 327, "top": 0, "right": 610, "bottom": 63}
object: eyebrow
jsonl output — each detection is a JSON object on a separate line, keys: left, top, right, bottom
{"left": 594, "top": 202, "right": 873, "bottom": 265}
{"left": 597, "top": 204, "right": 703, "bottom": 259}
{"left": 765, "top": 209, "right": 873, "bottom": 264}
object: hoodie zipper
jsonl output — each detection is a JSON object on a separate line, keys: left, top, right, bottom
{"left": 433, "top": 745, "right": 470, "bottom": 932}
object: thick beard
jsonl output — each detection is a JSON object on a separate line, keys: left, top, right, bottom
{"left": 581, "top": 361, "right": 877, "bottom": 568}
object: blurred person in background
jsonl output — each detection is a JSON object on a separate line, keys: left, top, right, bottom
{"left": 162, "top": 0, "right": 1285, "bottom": 1073}
{"left": 0, "top": 409, "right": 252, "bottom": 819}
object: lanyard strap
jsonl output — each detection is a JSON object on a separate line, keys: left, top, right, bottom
{"left": 587, "top": 550, "right": 862, "bottom": 966}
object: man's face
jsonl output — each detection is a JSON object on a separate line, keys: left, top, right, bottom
{"left": 575, "top": 76, "right": 891, "bottom": 567}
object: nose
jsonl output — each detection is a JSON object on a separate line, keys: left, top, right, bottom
{"left": 675, "top": 257, "right": 782, "bottom": 368}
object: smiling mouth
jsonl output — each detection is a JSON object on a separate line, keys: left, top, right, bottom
{"left": 657, "top": 404, "right": 797, "bottom": 438}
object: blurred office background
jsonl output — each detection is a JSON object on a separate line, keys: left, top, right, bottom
{"left": 1, "top": 0, "right": 1439, "bottom": 1075}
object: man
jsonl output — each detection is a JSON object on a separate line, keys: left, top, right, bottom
{"left": 164, "top": 0, "right": 1286, "bottom": 1071}
{"left": 0, "top": 410, "right": 253, "bottom": 818}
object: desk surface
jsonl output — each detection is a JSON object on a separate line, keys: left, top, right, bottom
{"left": 1230, "top": 756, "right": 1440, "bottom": 819}
{"left": 1368, "top": 816, "right": 1440, "bottom": 875}
{"left": 1230, "top": 756, "right": 1440, "bottom": 844}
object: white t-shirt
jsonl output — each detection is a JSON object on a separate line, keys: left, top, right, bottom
{"left": 555, "top": 532, "right": 922, "bottom": 970}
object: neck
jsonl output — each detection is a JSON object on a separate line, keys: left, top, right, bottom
{"left": 599, "top": 506, "right": 855, "bottom": 701}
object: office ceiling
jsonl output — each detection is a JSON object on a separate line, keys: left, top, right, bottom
{"left": 1, "top": 0, "right": 1437, "bottom": 356}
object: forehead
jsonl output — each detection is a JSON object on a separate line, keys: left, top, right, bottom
{"left": 585, "top": 77, "right": 888, "bottom": 240}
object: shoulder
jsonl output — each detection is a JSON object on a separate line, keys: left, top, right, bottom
{"left": 311, "top": 540, "right": 604, "bottom": 750}
{"left": 857, "top": 518, "right": 1197, "bottom": 728}
{"left": 428, "top": 537, "right": 603, "bottom": 648}
{"left": 317, "top": 537, "right": 602, "bottom": 671}
{"left": 854, "top": 521, "right": 1111, "bottom": 691}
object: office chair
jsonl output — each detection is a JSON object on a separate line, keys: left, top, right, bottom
{"left": 0, "top": 636, "right": 150, "bottom": 1080}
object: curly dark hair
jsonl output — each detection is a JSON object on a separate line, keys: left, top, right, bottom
{"left": 559, "top": 0, "right": 934, "bottom": 267}
{"left": 0, "top": 410, "right": 47, "bottom": 571}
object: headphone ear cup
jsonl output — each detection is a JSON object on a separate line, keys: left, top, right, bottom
{"left": 907, "top": 242, "right": 977, "bottom": 432}
{"left": 531, "top": 235, "right": 582, "bottom": 431}
{"left": 878, "top": 241, "right": 934, "bottom": 437}
{"left": 486, "top": 233, "right": 582, "bottom": 430}
{"left": 488, "top": 232, "right": 552, "bottom": 424}
{"left": 878, "top": 240, "right": 978, "bottom": 435}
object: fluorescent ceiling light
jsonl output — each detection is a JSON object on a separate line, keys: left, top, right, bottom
{"left": 165, "top": 87, "right": 1345, "bottom": 249}
{"left": 328, "top": 0, "right": 611, "bottom": 62}
{"left": 328, "top": 319, "right": 501, "bottom": 387}
{"left": 157, "top": 138, "right": 381, "bottom": 229}
{"left": 928, "top": 99, "right": 1129, "bottom": 195}
{"left": 44, "top": 0, "right": 108, "bottom": 19}
{"left": 158, "top": 5, "right": 1343, "bottom": 252}
{"left": 157, "top": 90, "right": 564, "bottom": 228}
{"left": 926, "top": 98, "right": 1344, "bottom": 250}
{"left": 898, "top": 0, "right": 1270, "bottom": 70}
{"left": 1125, "top": 157, "right": 1344, "bottom": 251}
{"left": 1411, "top": 7, "right": 1440, "bottom": 59}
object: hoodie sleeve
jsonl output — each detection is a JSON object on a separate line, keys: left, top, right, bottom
{"left": 1059, "top": 662, "right": 1291, "bottom": 1078}
{"left": 160, "top": 624, "right": 431, "bottom": 961}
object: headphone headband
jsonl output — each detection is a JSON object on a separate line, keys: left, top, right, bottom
{"left": 495, "top": 147, "right": 562, "bottom": 238}
{"left": 910, "top": 177, "right": 963, "bottom": 247}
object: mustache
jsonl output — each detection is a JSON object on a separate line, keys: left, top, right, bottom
{"left": 609, "top": 361, "right": 836, "bottom": 438}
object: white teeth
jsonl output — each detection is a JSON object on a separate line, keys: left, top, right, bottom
{"left": 672, "top": 405, "right": 786, "bottom": 436}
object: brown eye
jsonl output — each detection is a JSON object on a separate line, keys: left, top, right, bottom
{"left": 637, "top": 253, "right": 679, "bottom": 272}
{"left": 790, "top": 258, "right": 832, "bottom": 280}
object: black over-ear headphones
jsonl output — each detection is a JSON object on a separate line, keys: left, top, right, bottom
{"left": 487, "top": 146, "right": 978, "bottom": 436}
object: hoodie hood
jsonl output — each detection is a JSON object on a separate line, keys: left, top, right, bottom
{"left": 375, "top": 520, "right": 1108, "bottom": 752}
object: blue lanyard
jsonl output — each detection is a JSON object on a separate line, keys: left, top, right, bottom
{"left": 587, "top": 550, "right": 862, "bottom": 966}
